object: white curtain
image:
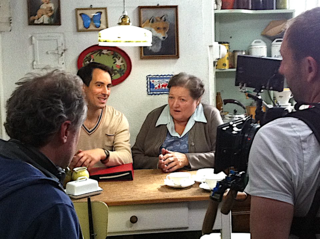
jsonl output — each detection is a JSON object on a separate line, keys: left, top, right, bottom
{"left": 290, "top": 0, "right": 320, "bottom": 16}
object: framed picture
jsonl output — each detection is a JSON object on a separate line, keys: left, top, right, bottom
{"left": 75, "top": 8, "right": 108, "bottom": 32}
{"left": 28, "top": 0, "right": 61, "bottom": 25}
{"left": 139, "top": 5, "right": 179, "bottom": 59}
{"left": 147, "top": 74, "right": 173, "bottom": 95}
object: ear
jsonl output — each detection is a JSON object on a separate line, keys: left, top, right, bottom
{"left": 60, "top": 121, "right": 72, "bottom": 143}
{"left": 149, "top": 16, "right": 156, "bottom": 23}
{"left": 160, "top": 14, "right": 168, "bottom": 22}
{"left": 197, "top": 98, "right": 202, "bottom": 106}
{"left": 304, "top": 56, "right": 318, "bottom": 83}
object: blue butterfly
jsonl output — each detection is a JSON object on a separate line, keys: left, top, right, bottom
{"left": 80, "top": 11, "right": 102, "bottom": 29}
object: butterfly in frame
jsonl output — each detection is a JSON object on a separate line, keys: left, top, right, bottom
{"left": 80, "top": 11, "right": 102, "bottom": 29}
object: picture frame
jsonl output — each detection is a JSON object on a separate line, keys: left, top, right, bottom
{"left": 147, "top": 74, "right": 173, "bottom": 95}
{"left": 28, "top": 0, "right": 61, "bottom": 25}
{"left": 139, "top": 5, "right": 179, "bottom": 59}
{"left": 77, "top": 45, "right": 132, "bottom": 86}
{"left": 75, "top": 8, "right": 108, "bottom": 32}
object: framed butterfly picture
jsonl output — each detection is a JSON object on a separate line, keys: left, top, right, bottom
{"left": 75, "top": 8, "right": 108, "bottom": 32}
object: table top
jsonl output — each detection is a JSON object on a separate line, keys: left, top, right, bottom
{"left": 74, "top": 169, "right": 211, "bottom": 206}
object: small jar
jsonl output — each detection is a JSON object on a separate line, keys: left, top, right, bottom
{"left": 276, "top": 0, "right": 288, "bottom": 9}
{"left": 264, "top": 0, "right": 275, "bottom": 9}
{"left": 72, "top": 167, "right": 90, "bottom": 181}
{"left": 251, "top": 0, "right": 264, "bottom": 10}
{"left": 236, "top": 0, "right": 251, "bottom": 9}
{"left": 216, "top": 92, "right": 223, "bottom": 112}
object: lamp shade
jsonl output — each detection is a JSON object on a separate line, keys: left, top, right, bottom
{"left": 98, "top": 25, "right": 152, "bottom": 47}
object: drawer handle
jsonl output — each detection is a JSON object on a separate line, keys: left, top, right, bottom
{"left": 130, "top": 215, "right": 138, "bottom": 224}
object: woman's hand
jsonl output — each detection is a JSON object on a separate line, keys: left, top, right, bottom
{"left": 70, "top": 149, "right": 105, "bottom": 170}
{"left": 158, "top": 148, "right": 189, "bottom": 173}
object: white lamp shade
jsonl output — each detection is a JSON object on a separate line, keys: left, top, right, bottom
{"left": 99, "top": 25, "right": 152, "bottom": 47}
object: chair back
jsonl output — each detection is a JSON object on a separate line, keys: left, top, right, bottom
{"left": 73, "top": 200, "right": 108, "bottom": 239}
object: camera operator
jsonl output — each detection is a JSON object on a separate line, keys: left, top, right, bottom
{"left": 245, "top": 7, "right": 320, "bottom": 239}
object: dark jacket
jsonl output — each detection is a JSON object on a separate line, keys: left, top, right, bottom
{"left": 0, "top": 139, "right": 82, "bottom": 239}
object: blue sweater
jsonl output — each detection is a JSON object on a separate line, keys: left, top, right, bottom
{"left": 0, "top": 139, "right": 82, "bottom": 239}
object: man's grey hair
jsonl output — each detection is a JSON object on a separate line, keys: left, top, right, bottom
{"left": 4, "top": 70, "right": 87, "bottom": 148}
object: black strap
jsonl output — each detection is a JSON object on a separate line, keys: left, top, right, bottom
{"left": 287, "top": 105, "right": 320, "bottom": 144}
{"left": 285, "top": 105, "right": 320, "bottom": 238}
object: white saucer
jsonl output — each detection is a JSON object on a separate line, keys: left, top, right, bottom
{"left": 164, "top": 179, "right": 195, "bottom": 188}
{"left": 199, "top": 182, "right": 212, "bottom": 191}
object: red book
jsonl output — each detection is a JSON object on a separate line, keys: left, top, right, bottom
{"left": 89, "top": 163, "right": 134, "bottom": 181}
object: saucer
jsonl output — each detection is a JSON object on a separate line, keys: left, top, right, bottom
{"left": 199, "top": 182, "right": 212, "bottom": 191}
{"left": 164, "top": 179, "right": 195, "bottom": 188}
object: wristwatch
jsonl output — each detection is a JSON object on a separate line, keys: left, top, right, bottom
{"left": 101, "top": 149, "right": 110, "bottom": 164}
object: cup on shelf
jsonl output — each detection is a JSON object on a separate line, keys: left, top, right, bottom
{"left": 216, "top": 42, "right": 230, "bottom": 69}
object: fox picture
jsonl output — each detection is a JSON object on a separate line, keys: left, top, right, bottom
{"left": 142, "top": 15, "right": 170, "bottom": 53}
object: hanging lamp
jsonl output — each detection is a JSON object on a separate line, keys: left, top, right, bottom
{"left": 98, "top": 0, "right": 152, "bottom": 47}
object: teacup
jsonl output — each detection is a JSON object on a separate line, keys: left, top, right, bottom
{"left": 204, "top": 174, "right": 220, "bottom": 190}
{"left": 72, "top": 167, "right": 90, "bottom": 181}
{"left": 196, "top": 168, "right": 215, "bottom": 182}
{"left": 166, "top": 172, "right": 191, "bottom": 186}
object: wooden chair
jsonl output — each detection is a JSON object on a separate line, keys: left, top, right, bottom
{"left": 73, "top": 199, "right": 108, "bottom": 239}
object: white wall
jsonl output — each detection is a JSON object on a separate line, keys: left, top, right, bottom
{"left": 0, "top": 0, "right": 215, "bottom": 143}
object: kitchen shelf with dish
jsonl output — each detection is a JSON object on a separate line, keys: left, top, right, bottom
{"left": 214, "top": 8, "right": 294, "bottom": 115}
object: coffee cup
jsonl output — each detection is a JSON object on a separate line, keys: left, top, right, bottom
{"left": 205, "top": 174, "right": 220, "bottom": 190}
{"left": 166, "top": 172, "right": 191, "bottom": 186}
{"left": 196, "top": 168, "right": 215, "bottom": 182}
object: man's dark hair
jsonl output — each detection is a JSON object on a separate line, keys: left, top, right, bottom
{"left": 4, "top": 70, "right": 87, "bottom": 148}
{"left": 77, "top": 62, "right": 113, "bottom": 87}
{"left": 286, "top": 7, "right": 320, "bottom": 64}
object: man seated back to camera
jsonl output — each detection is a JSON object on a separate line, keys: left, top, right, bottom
{"left": 0, "top": 70, "right": 86, "bottom": 238}
{"left": 71, "top": 62, "right": 132, "bottom": 170}
{"left": 245, "top": 7, "right": 320, "bottom": 239}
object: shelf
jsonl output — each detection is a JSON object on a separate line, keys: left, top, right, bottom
{"left": 215, "top": 9, "right": 295, "bottom": 15}
{"left": 216, "top": 69, "right": 236, "bottom": 73}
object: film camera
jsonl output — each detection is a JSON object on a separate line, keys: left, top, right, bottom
{"left": 214, "top": 55, "right": 286, "bottom": 174}
{"left": 202, "top": 55, "right": 287, "bottom": 235}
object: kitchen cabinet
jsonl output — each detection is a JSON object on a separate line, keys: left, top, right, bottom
{"left": 214, "top": 9, "right": 294, "bottom": 114}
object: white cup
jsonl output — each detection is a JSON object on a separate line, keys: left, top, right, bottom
{"left": 205, "top": 175, "right": 220, "bottom": 190}
{"left": 196, "top": 168, "right": 215, "bottom": 182}
{"left": 166, "top": 172, "right": 191, "bottom": 186}
{"left": 274, "top": 88, "right": 292, "bottom": 105}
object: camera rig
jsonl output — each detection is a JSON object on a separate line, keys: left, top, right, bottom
{"left": 203, "top": 55, "right": 288, "bottom": 235}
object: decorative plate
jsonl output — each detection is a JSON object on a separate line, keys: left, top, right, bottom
{"left": 77, "top": 45, "right": 132, "bottom": 86}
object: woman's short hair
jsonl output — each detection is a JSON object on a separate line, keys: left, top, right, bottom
{"left": 168, "top": 72, "right": 205, "bottom": 100}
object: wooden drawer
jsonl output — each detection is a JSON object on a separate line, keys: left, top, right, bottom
{"left": 108, "top": 202, "right": 189, "bottom": 234}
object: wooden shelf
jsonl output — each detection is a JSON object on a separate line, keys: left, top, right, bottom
{"left": 216, "top": 69, "right": 236, "bottom": 73}
{"left": 215, "top": 9, "right": 295, "bottom": 15}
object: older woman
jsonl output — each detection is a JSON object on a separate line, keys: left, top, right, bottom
{"left": 132, "top": 72, "right": 223, "bottom": 172}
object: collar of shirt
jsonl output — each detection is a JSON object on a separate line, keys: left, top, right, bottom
{"left": 156, "top": 103, "right": 207, "bottom": 138}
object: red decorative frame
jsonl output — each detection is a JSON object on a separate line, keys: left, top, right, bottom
{"left": 77, "top": 45, "right": 132, "bottom": 86}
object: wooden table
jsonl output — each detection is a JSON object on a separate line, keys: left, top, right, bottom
{"left": 74, "top": 169, "right": 233, "bottom": 239}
